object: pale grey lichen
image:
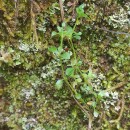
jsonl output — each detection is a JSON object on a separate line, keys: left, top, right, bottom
{"left": 41, "top": 59, "right": 60, "bottom": 79}
{"left": 92, "top": 73, "right": 106, "bottom": 91}
{"left": 21, "top": 88, "right": 35, "bottom": 99}
{"left": 104, "top": 91, "right": 119, "bottom": 110}
{"left": 108, "top": 4, "right": 130, "bottom": 29}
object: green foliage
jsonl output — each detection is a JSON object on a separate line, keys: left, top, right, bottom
{"left": 55, "top": 79, "right": 63, "bottom": 90}
{"left": 76, "top": 4, "right": 87, "bottom": 18}
{"left": 0, "top": 0, "right": 130, "bottom": 130}
{"left": 75, "top": 93, "right": 82, "bottom": 100}
{"left": 61, "top": 52, "right": 72, "bottom": 60}
{"left": 65, "top": 67, "right": 75, "bottom": 77}
{"left": 48, "top": 46, "right": 57, "bottom": 53}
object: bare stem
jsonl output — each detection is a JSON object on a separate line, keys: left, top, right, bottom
{"left": 59, "top": 0, "right": 64, "bottom": 22}
{"left": 110, "top": 95, "right": 125, "bottom": 123}
{"left": 105, "top": 82, "right": 127, "bottom": 92}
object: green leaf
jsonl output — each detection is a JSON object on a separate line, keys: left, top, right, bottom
{"left": 87, "top": 69, "right": 96, "bottom": 79}
{"left": 76, "top": 4, "right": 86, "bottom": 18}
{"left": 78, "top": 32, "right": 82, "bottom": 35}
{"left": 86, "top": 86, "right": 93, "bottom": 91}
{"left": 75, "top": 93, "right": 81, "bottom": 100}
{"left": 94, "top": 109, "right": 99, "bottom": 117}
{"left": 92, "top": 102, "right": 97, "bottom": 108}
{"left": 55, "top": 79, "right": 63, "bottom": 90}
{"left": 76, "top": 78, "right": 82, "bottom": 83}
{"left": 65, "top": 26, "right": 73, "bottom": 39}
{"left": 72, "top": 109, "right": 77, "bottom": 118}
{"left": 61, "top": 52, "right": 72, "bottom": 60}
{"left": 57, "top": 26, "right": 63, "bottom": 32}
{"left": 58, "top": 46, "right": 63, "bottom": 53}
{"left": 65, "top": 67, "right": 74, "bottom": 77}
{"left": 71, "top": 58, "right": 77, "bottom": 66}
{"left": 117, "top": 122, "right": 120, "bottom": 129}
{"left": 82, "top": 73, "right": 88, "bottom": 79}
{"left": 73, "top": 32, "right": 82, "bottom": 40}
{"left": 77, "top": 60, "right": 82, "bottom": 66}
{"left": 15, "top": 61, "right": 21, "bottom": 65}
{"left": 51, "top": 31, "right": 58, "bottom": 37}
{"left": 98, "top": 91, "right": 105, "bottom": 98}
{"left": 81, "top": 84, "right": 93, "bottom": 93}
{"left": 48, "top": 46, "right": 57, "bottom": 53}
{"left": 62, "top": 22, "right": 66, "bottom": 27}
{"left": 73, "top": 35, "right": 81, "bottom": 40}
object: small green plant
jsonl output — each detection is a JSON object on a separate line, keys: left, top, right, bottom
{"left": 1, "top": 1, "right": 129, "bottom": 129}
{"left": 48, "top": 4, "right": 106, "bottom": 128}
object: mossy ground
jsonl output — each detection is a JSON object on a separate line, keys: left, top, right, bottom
{"left": 0, "top": 0, "right": 130, "bottom": 130}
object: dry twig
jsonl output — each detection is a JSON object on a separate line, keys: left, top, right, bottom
{"left": 59, "top": 0, "right": 64, "bottom": 22}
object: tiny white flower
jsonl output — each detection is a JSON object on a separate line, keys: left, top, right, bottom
{"left": 72, "top": 19, "right": 76, "bottom": 22}
{"left": 97, "top": 82, "right": 100, "bottom": 85}
{"left": 41, "top": 73, "right": 47, "bottom": 78}
{"left": 115, "top": 106, "right": 121, "bottom": 111}
{"left": 110, "top": 102, "right": 115, "bottom": 106}
{"left": 19, "top": 43, "right": 30, "bottom": 52}
{"left": 104, "top": 92, "right": 109, "bottom": 97}
{"left": 105, "top": 105, "right": 110, "bottom": 109}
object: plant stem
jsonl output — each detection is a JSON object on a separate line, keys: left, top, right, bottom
{"left": 60, "top": 54, "right": 90, "bottom": 117}
{"left": 60, "top": 34, "right": 63, "bottom": 47}
{"left": 70, "top": 39, "right": 77, "bottom": 61}
{"left": 61, "top": 61, "right": 76, "bottom": 93}
{"left": 105, "top": 82, "right": 127, "bottom": 92}
{"left": 109, "top": 95, "right": 125, "bottom": 123}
